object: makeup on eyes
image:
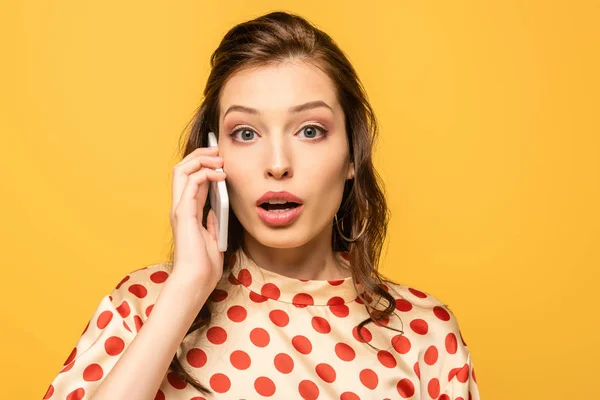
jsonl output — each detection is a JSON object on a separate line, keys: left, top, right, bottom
{"left": 227, "top": 124, "right": 330, "bottom": 143}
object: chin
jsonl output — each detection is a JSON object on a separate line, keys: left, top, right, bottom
{"left": 250, "top": 227, "right": 310, "bottom": 249}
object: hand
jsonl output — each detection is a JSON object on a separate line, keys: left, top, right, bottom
{"left": 169, "top": 146, "right": 227, "bottom": 289}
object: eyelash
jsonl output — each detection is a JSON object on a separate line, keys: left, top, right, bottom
{"left": 227, "top": 124, "right": 329, "bottom": 143}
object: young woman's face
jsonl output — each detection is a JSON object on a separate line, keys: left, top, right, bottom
{"left": 218, "top": 60, "right": 354, "bottom": 248}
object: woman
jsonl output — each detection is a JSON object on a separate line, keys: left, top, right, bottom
{"left": 45, "top": 11, "right": 480, "bottom": 400}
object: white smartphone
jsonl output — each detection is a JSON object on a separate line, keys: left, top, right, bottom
{"left": 207, "top": 131, "right": 229, "bottom": 252}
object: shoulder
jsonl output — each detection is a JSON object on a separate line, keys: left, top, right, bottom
{"left": 107, "top": 262, "right": 173, "bottom": 329}
{"left": 381, "top": 279, "right": 467, "bottom": 344}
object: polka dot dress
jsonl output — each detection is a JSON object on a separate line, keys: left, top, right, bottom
{"left": 44, "top": 248, "right": 481, "bottom": 399}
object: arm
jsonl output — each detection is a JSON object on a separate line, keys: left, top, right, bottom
{"left": 44, "top": 268, "right": 212, "bottom": 400}
{"left": 418, "top": 305, "right": 481, "bottom": 400}
{"left": 89, "top": 272, "right": 211, "bottom": 400}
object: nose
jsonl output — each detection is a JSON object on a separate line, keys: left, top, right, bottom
{"left": 264, "top": 136, "right": 293, "bottom": 179}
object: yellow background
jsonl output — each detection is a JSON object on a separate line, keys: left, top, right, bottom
{"left": 1, "top": 1, "right": 598, "bottom": 399}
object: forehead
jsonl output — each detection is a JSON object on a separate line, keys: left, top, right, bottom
{"left": 219, "top": 61, "right": 339, "bottom": 117}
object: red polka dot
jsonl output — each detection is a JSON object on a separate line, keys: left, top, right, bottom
{"left": 207, "top": 326, "right": 227, "bottom": 345}
{"left": 392, "top": 334, "right": 411, "bottom": 354}
{"left": 433, "top": 306, "right": 451, "bottom": 321}
{"left": 150, "top": 270, "right": 169, "bottom": 283}
{"left": 292, "top": 293, "right": 314, "bottom": 307}
{"left": 335, "top": 342, "right": 355, "bottom": 361}
{"left": 311, "top": 316, "right": 331, "bottom": 334}
{"left": 424, "top": 345, "right": 439, "bottom": 365}
{"left": 123, "top": 321, "right": 131, "bottom": 332}
{"left": 66, "top": 388, "right": 85, "bottom": 400}
{"left": 154, "top": 390, "right": 165, "bottom": 400}
{"left": 445, "top": 333, "right": 458, "bottom": 354}
{"left": 116, "top": 301, "right": 130, "bottom": 318}
{"left": 328, "top": 298, "right": 349, "bottom": 318}
{"left": 359, "top": 368, "right": 378, "bottom": 389}
{"left": 81, "top": 321, "right": 89, "bottom": 335}
{"left": 379, "top": 283, "right": 390, "bottom": 292}
{"left": 189, "top": 397, "right": 206, "bottom": 400}
{"left": 439, "top": 395, "right": 451, "bottom": 400}
{"left": 269, "top": 309, "right": 289, "bottom": 327}
{"left": 167, "top": 371, "right": 187, "bottom": 389}
{"left": 61, "top": 361, "right": 74, "bottom": 373}
{"left": 298, "top": 379, "right": 319, "bottom": 400}
{"left": 352, "top": 325, "right": 372, "bottom": 343}
{"left": 448, "top": 367, "right": 461, "bottom": 381}
{"left": 97, "top": 310, "right": 113, "bottom": 329}
{"left": 238, "top": 269, "right": 252, "bottom": 286}
{"left": 315, "top": 363, "right": 336, "bottom": 383}
{"left": 43, "top": 385, "right": 54, "bottom": 399}
{"left": 209, "top": 289, "right": 228, "bottom": 302}
{"left": 374, "top": 313, "right": 390, "bottom": 326}
{"left": 340, "top": 251, "right": 350, "bottom": 260}
{"left": 227, "top": 305, "right": 247, "bottom": 322}
{"left": 227, "top": 272, "right": 239, "bottom": 285}
{"left": 410, "top": 318, "right": 429, "bottom": 335}
{"left": 274, "top": 353, "right": 294, "bottom": 374}
{"left": 328, "top": 279, "right": 345, "bottom": 286}
{"left": 340, "top": 392, "right": 360, "bottom": 400}
{"left": 209, "top": 373, "right": 231, "bottom": 393}
{"left": 134, "top": 315, "right": 143, "bottom": 332}
{"left": 456, "top": 363, "right": 470, "bottom": 383}
{"left": 64, "top": 347, "right": 77, "bottom": 365}
{"left": 249, "top": 291, "right": 269, "bottom": 303}
{"left": 428, "top": 378, "right": 440, "bottom": 398}
{"left": 395, "top": 298, "right": 413, "bottom": 312}
{"left": 187, "top": 348, "right": 207, "bottom": 368}
{"left": 250, "top": 328, "right": 270, "bottom": 347}
{"left": 396, "top": 378, "right": 415, "bottom": 398}
{"left": 105, "top": 336, "right": 125, "bottom": 356}
{"left": 145, "top": 304, "right": 154, "bottom": 317}
{"left": 230, "top": 350, "right": 251, "bottom": 370}
{"left": 292, "top": 335, "right": 312, "bottom": 354}
{"left": 414, "top": 361, "right": 421, "bottom": 379}
{"left": 408, "top": 287, "right": 427, "bottom": 298}
{"left": 377, "top": 350, "right": 397, "bottom": 368}
{"left": 115, "top": 275, "right": 130, "bottom": 289}
{"left": 254, "top": 376, "right": 276, "bottom": 396}
{"left": 261, "top": 283, "right": 281, "bottom": 300}
{"left": 83, "top": 364, "right": 103, "bottom": 381}
{"left": 128, "top": 284, "right": 148, "bottom": 298}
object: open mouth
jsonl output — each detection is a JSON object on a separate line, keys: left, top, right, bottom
{"left": 259, "top": 202, "right": 301, "bottom": 212}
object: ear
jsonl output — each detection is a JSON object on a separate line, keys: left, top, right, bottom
{"left": 346, "top": 161, "right": 355, "bottom": 180}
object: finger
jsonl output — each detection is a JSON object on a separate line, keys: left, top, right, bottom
{"left": 172, "top": 156, "right": 223, "bottom": 217}
{"left": 177, "top": 169, "right": 226, "bottom": 219}
{"left": 179, "top": 146, "right": 219, "bottom": 164}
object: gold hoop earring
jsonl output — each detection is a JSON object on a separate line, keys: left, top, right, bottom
{"left": 334, "top": 205, "right": 368, "bottom": 243}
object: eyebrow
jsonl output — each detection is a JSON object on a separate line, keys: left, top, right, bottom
{"left": 222, "top": 100, "right": 333, "bottom": 119}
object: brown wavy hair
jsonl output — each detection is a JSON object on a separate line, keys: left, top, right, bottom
{"left": 164, "top": 10, "right": 403, "bottom": 395}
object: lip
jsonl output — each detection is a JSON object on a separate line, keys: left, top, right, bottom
{"left": 257, "top": 204, "right": 304, "bottom": 226}
{"left": 256, "top": 191, "right": 304, "bottom": 206}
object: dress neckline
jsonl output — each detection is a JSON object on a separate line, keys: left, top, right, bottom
{"left": 228, "top": 247, "right": 363, "bottom": 306}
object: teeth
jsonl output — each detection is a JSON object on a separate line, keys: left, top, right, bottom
{"left": 266, "top": 200, "right": 289, "bottom": 204}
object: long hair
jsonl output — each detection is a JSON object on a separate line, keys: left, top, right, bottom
{"left": 164, "top": 11, "right": 401, "bottom": 395}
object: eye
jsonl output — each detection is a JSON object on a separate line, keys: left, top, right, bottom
{"left": 228, "top": 124, "right": 329, "bottom": 143}
{"left": 298, "top": 124, "right": 328, "bottom": 139}
{"left": 228, "top": 127, "right": 257, "bottom": 142}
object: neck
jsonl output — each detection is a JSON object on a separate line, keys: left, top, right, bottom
{"left": 242, "top": 225, "right": 350, "bottom": 280}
